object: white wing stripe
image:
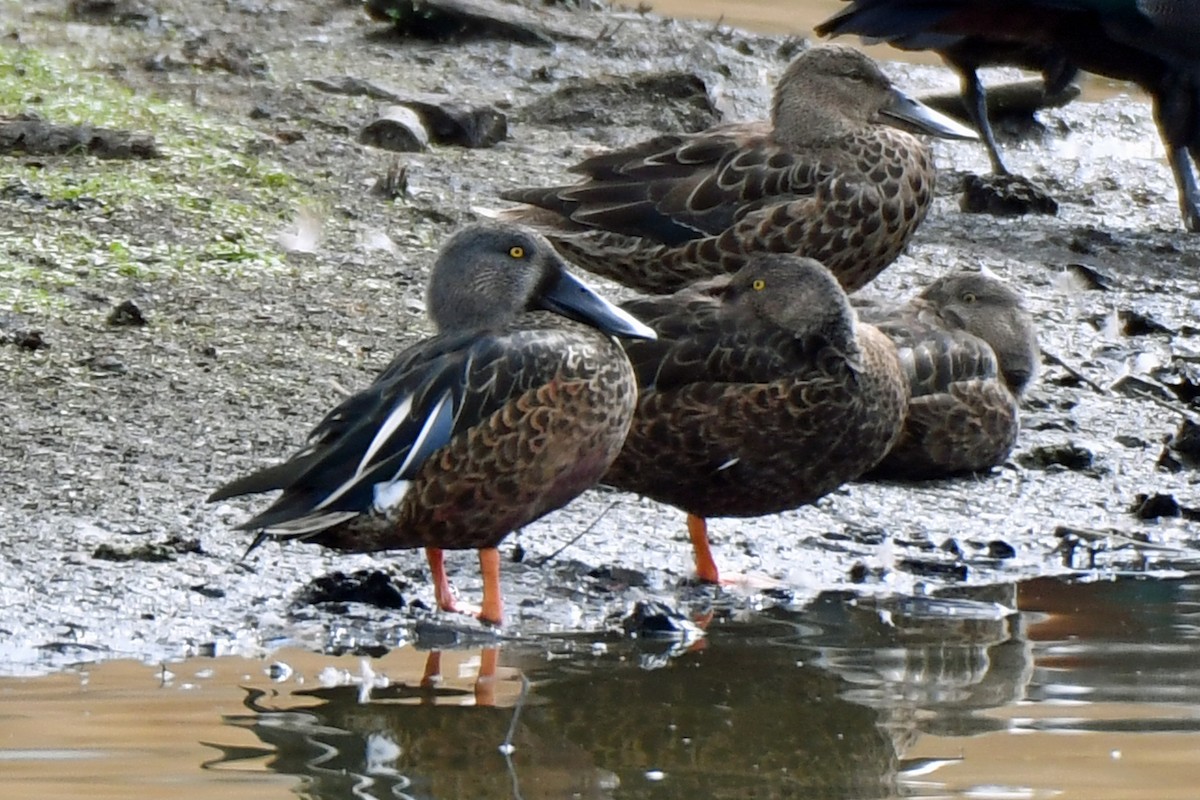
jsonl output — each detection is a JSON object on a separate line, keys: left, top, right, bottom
{"left": 313, "top": 389, "right": 452, "bottom": 514}
{"left": 356, "top": 394, "right": 414, "bottom": 475}
{"left": 396, "top": 389, "right": 453, "bottom": 477}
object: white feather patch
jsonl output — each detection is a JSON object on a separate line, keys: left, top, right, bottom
{"left": 373, "top": 479, "right": 411, "bottom": 513}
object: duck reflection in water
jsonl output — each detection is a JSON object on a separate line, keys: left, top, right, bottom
{"left": 201, "top": 636, "right": 904, "bottom": 800}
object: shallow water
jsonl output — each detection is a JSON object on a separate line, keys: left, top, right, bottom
{"left": 5, "top": 575, "right": 1200, "bottom": 799}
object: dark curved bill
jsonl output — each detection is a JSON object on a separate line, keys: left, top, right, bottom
{"left": 539, "top": 270, "right": 657, "bottom": 340}
{"left": 882, "top": 89, "right": 979, "bottom": 140}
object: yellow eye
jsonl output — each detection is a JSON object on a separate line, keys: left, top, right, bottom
{"left": 962, "top": 292, "right": 977, "bottom": 303}
{"left": 752, "top": 279, "right": 766, "bottom": 291}
{"left": 509, "top": 245, "right": 525, "bottom": 259}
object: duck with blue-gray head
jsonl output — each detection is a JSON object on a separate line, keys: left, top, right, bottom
{"left": 209, "top": 222, "right": 654, "bottom": 625}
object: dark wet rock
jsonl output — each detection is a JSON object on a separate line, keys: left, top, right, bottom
{"left": 0, "top": 114, "right": 159, "bottom": 159}
{"left": 940, "top": 538, "right": 964, "bottom": 558}
{"left": 960, "top": 173, "right": 1058, "bottom": 217}
{"left": 898, "top": 557, "right": 969, "bottom": 581}
{"left": 365, "top": 0, "right": 591, "bottom": 45}
{"left": 1129, "top": 493, "right": 1200, "bottom": 522}
{"left": 1151, "top": 360, "right": 1200, "bottom": 405}
{"left": 92, "top": 535, "right": 202, "bottom": 563}
{"left": 294, "top": 569, "right": 407, "bottom": 610}
{"left": 518, "top": 72, "right": 719, "bottom": 132}
{"left": 1068, "top": 226, "right": 1127, "bottom": 255}
{"left": 1110, "top": 374, "right": 1175, "bottom": 403}
{"left": 68, "top": 0, "right": 162, "bottom": 29}
{"left": 1158, "top": 419, "right": 1200, "bottom": 472}
{"left": 920, "top": 78, "right": 1080, "bottom": 127}
{"left": 359, "top": 106, "right": 429, "bottom": 152}
{"left": 1063, "top": 262, "right": 1114, "bottom": 291}
{"left": 11, "top": 329, "right": 48, "bottom": 351}
{"left": 107, "top": 299, "right": 147, "bottom": 327}
{"left": 987, "top": 540, "right": 1017, "bottom": 559}
{"left": 1088, "top": 308, "right": 1173, "bottom": 336}
{"left": 1017, "top": 442, "right": 1097, "bottom": 472}
{"left": 619, "top": 600, "right": 700, "bottom": 640}
{"left": 191, "top": 584, "right": 226, "bottom": 599}
{"left": 307, "top": 77, "right": 508, "bottom": 148}
{"left": 0, "top": 181, "right": 103, "bottom": 212}
{"left": 585, "top": 564, "right": 650, "bottom": 590}
{"left": 1115, "top": 434, "right": 1148, "bottom": 449}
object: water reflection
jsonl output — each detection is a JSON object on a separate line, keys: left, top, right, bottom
{"left": 6, "top": 576, "right": 1200, "bottom": 799}
{"left": 205, "top": 634, "right": 901, "bottom": 799}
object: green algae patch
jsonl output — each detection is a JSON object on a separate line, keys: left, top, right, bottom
{"left": 0, "top": 42, "right": 308, "bottom": 311}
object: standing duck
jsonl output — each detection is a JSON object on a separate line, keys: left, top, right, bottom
{"left": 816, "top": 0, "right": 1200, "bottom": 232}
{"left": 209, "top": 223, "right": 654, "bottom": 625}
{"left": 603, "top": 254, "right": 908, "bottom": 584}
{"left": 857, "top": 271, "right": 1040, "bottom": 478}
{"left": 500, "top": 45, "right": 976, "bottom": 295}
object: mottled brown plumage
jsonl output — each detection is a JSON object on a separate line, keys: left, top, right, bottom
{"left": 856, "top": 270, "right": 1039, "bottom": 478}
{"left": 501, "top": 45, "right": 975, "bottom": 295}
{"left": 603, "top": 254, "right": 908, "bottom": 583}
{"left": 209, "top": 223, "right": 654, "bottom": 624}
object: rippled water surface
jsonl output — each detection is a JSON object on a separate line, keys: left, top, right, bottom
{"left": 4, "top": 575, "right": 1200, "bottom": 799}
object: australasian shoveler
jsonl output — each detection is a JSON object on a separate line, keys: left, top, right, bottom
{"left": 856, "top": 270, "right": 1040, "bottom": 479}
{"left": 500, "top": 44, "right": 977, "bottom": 295}
{"left": 209, "top": 222, "right": 655, "bottom": 625}
{"left": 602, "top": 253, "right": 908, "bottom": 584}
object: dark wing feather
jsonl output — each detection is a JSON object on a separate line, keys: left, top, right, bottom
{"left": 621, "top": 291, "right": 828, "bottom": 390}
{"left": 815, "top": 1, "right": 959, "bottom": 40}
{"left": 503, "top": 124, "right": 822, "bottom": 246}
{"left": 213, "top": 328, "right": 551, "bottom": 535}
{"left": 208, "top": 329, "right": 481, "bottom": 502}
{"left": 872, "top": 318, "right": 1000, "bottom": 398}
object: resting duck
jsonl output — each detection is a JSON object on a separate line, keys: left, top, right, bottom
{"left": 856, "top": 270, "right": 1039, "bottom": 478}
{"left": 209, "top": 222, "right": 654, "bottom": 625}
{"left": 501, "top": 44, "right": 976, "bottom": 295}
{"left": 603, "top": 253, "right": 908, "bottom": 584}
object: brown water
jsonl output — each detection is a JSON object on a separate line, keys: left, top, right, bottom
{"left": 5, "top": 576, "right": 1200, "bottom": 799}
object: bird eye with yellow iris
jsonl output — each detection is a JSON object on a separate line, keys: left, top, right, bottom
{"left": 509, "top": 245, "right": 525, "bottom": 259}
{"left": 752, "top": 279, "right": 766, "bottom": 291}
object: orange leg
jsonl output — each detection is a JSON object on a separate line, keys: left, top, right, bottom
{"left": 474, "top": 646, "right": 499, "bottom": 707}
{"left": 425, "top": 547, "right": 459, "bottom": 612}
{"left": 478, "top": 547, "right": 504, "bottom": 626}
{"left": 687, "top": 514, "right": 721, "bottom": 584}
{"left": 475, "top": 551, "right": 504, "bottom": 623}
{"left": 420, "top": 650, "right": 442, "bottom": 689}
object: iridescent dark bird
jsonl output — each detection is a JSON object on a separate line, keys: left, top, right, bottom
{"left": 856, "top": 271, "right": 1040, "bottom": 478}
{"left": 817, "top": 0, "right": 1200, "bottom": 232}
{"left": 816, "top": 9, "right": 1075, "bottom": 176}
{"left": 603, "top": 254, "right": 908, "bottom": 584}
{"left": 500, "top": 44, "right": 976, "bottom": 295}
{"left": 209, "top": 223, "right": 654, "bottom": 625}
